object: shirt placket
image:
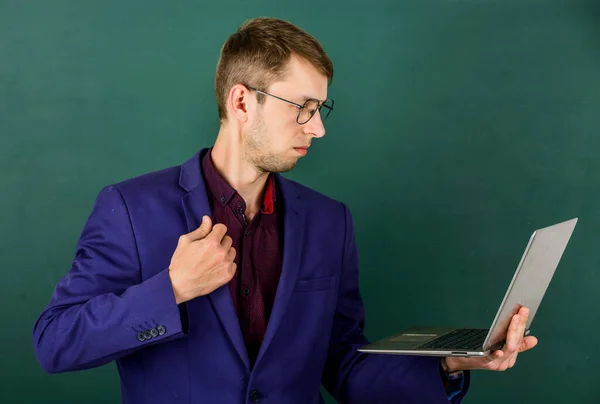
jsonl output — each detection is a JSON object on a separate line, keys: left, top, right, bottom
{"left": 231, "top": 196, "right": 256, "bottom": 345}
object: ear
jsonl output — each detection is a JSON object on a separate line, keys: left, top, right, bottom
{"left": 226, "top": 84, "right": 252, "bottom": 123}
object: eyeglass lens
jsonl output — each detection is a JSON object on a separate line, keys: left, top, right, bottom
{"left": 298, "top": 99, "right": 333, "bottom": 124}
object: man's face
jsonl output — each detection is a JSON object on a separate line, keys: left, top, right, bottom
{"left": 243, "top": 56, "right": 329, "bottom": 174}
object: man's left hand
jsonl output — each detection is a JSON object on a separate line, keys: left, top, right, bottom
{"left": 442, "top": 307, "right": 539, "bottom": 372}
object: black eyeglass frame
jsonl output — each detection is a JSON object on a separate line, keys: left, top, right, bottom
{"left": 245, "top": 85, "right": 334, "bottom": 125}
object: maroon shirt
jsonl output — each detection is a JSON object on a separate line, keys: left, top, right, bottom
{"left": 201, "top": 149, "right": 283, "bottom": 365}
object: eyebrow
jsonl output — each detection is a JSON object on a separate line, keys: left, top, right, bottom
{"left": 300, "top": 95, "right": 328, "bottom": 103}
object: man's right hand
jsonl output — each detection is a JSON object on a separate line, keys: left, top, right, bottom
{"left": 168, "top": 215, "right": 237, "bottom": 304}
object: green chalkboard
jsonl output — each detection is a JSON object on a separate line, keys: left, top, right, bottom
{"left": 2, "top": 1, "right": 599, "bottom": 403}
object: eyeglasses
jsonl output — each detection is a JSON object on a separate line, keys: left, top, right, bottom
{"left": 245, "top": 85, "right": 334, "bottom": 125}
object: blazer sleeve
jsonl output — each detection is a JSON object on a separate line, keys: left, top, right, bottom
{"left": 320, "top": 203, "right": 470, "bottom": 403}
{"left": 32, "top": 185, "right": 188, "bottom": 374}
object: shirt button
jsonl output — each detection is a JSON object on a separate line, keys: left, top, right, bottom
{"left": 243, "top": 287, "right": 250, "bottom": 297}
{"left": 249, "top": 390, "right": 261, "bottom": 402}
{"left": 220, "top": 196, "right": 226, "bottom": 203}
{"left": 244, "top": 230, "right": 250, "bottom": 237}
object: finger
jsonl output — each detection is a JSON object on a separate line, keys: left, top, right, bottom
{"left": 505, "top": 313, "right": 522, "bottom": 353}
{"left": 519, "top": 307, "right": 529, "bottom": 330}
{"left": 228, "top": 262, "right": 237, "bottom": 278}
{"left": 484, "top": 350, "right": 504, "bottom": 364}
{"left": 188, "top": 215, "right": 213, "bottom": 240}
{"left": 215, "top": 261, "right": 237, "bottom": 283}
{"left": 207, "top": 223, "right": 228, "bottom": 242}
{"left": 226, "top": 246, "right": 236, "bottom": 262}
{"left": 218, "top": 263, "right": 237, "bottom": 285}
{"left": 515, "top": 307, "right": 529, "bottom": 348}
{"left": 221, "top": 235, "right": 233, "bottom": 250}
{"left": 520, "top": 335, "right": 538, "bottom": 352}
{"left": 481, "top": 350, "right": 503, "bottom": 370}
{"left": 508, "top": 354, "right": 518, "bottom": 368}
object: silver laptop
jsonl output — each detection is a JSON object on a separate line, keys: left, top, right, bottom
{"left": 358, "top": 218, "right": 578, "bottom": 357}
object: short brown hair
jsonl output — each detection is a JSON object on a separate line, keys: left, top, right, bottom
{"left": 214, "top": 17, "right": 334, "bottom": 121}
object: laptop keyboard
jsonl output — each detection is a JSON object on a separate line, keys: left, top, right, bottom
{"left": 416, "top": 328, "right": 488, "bottom": 351}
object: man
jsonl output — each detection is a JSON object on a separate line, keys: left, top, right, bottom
{"left": 32, "top": 17, "right": 537, "bottom": 403}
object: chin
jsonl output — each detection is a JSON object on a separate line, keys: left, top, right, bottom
{"left": 252, "top": 152, "right": 299, "bottom": 174}
{"left": 264, "top": 163, "right": 297, "bottom": 174}
{"left": 260, "top": 159, "right": 298, "bottom": 174}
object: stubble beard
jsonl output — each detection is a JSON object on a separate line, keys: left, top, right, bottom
{"left": 243, "top": 112, "right": 298, "bottom": 174}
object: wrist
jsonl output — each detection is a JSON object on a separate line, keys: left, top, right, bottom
{"left": 168, "top": 268, "right": 185, "bottom": 305}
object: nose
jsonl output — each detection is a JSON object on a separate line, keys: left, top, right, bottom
{"left": 304, "top": 110, "right": 326, "bottom": 138}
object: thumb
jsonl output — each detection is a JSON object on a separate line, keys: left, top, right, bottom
{"left": 190, "top": 215, "right": 213, "bottom": 240}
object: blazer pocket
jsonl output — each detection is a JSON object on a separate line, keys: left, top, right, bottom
{"left": 294, "top": 275, "right": 335, "bottom": 292}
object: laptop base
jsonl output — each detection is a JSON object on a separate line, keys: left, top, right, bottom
{"left": 357, "top": 327, "right": 491, "bottom": 357}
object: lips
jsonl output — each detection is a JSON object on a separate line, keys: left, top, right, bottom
{"left": 294, "top": 146, "right": 309, "bottom": 156}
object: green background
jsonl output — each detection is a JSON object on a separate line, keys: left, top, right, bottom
{"left": 2, "top": 0, "right": 599, "bottom": 402}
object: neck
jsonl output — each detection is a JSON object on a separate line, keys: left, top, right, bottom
{"left": 210, "top": 125, "right": 269, "bottom": 215}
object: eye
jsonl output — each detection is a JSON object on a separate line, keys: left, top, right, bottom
{"left": 298, "top": 99, "right": 323, "bottom": 124}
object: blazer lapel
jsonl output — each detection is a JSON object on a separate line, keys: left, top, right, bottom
{"left": 255, "top": 174, "right": 305, "bottom": 366}
{"left": 179, "top": 151, "right": 250, "bottom": 371}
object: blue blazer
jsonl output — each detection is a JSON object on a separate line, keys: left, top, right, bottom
{"left": 33, "top": 149, "right": 469, "bottom": 403}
